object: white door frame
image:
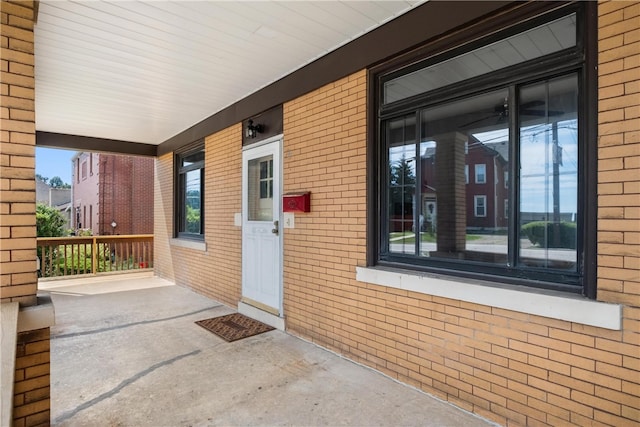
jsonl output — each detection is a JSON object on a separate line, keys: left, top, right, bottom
{"left": 239, "top": 135, "right": 284, "bottom": 329}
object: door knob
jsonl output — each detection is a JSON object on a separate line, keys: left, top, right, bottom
{"left": 272, "top": 220, "right": 279, "bottom": 235}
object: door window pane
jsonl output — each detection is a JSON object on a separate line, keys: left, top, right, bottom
{"left": 518, "top": 74, "right": 578, "bottom": 270}
{"left": 259, "top": 159, "right": 273, "bottom": 199}
{"left": 248, "top": 155, "right": 274, "bottom": 221}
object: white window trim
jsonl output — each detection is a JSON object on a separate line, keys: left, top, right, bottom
{"left": 356, "top": 266, "right": 622, "bottom": 330}
{"left": 474, "top": 195, "right": 487, "bottom": 217}
{"left": 475, "top": 163, "right": 486, "bottom": 184}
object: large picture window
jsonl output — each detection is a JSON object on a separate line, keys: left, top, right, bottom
{"left": 374, "top": 4, "right": 594, "bottom": 294}
{"left": 176, "top": 146, "right": 204, "bottom": 239}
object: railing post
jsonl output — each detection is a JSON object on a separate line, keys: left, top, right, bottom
{"left": 92, "top": 236, "right": 98, "bottom": 275}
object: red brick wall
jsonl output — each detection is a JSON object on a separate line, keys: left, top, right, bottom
{"left": 97, "top": 154, "right": 154, "bottom": 235}
{"left": 73, "top": 153, "right": 154, "bottom": 235}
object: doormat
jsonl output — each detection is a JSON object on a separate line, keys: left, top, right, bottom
{"left": 195, "top": 313, "right": 275, "bottom": 342}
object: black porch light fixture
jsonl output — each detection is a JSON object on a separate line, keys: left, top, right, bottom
{"left": 245, "top": 119, "right": 264, "bottom": 139}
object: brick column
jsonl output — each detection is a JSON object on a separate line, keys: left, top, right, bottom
{"left": 1, "top": 2, "right": 52, "bottom": 426}
{"left": 14, "top": 328, "right": 51, "bottom": 426}
{"left": 1, "top": 0, "right": 38, "bottom": 306}
{"left": 434, "top": 132, "right": 467, "bottom": 255}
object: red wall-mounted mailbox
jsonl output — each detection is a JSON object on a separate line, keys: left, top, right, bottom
{"left": 283, "top": 192, "right": 310, "bottom": 213}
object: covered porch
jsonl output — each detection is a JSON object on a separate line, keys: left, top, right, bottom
{"left": 40, "top": 273, "right": 491, "bottom": 426}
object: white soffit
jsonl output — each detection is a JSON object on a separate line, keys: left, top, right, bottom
{"left": 35, "top": 1, "right": 425, "bottom": 145}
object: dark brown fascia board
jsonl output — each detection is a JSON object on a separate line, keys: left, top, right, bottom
{"left": 36, "top": 131, "right": 157, "bottom": 157}
{"left": 34, "top": 1, "right": 40, "bottom": 24}
{"left": 158, "top": 1, "right": 508, "bottom": 156}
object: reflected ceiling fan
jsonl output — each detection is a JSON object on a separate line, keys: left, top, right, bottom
{"left": 460, "top": 97, "right": 509, "bottom": 129}
{"left": 460, "top": 98, "right": 563, "bottom": 129}
{"left": 519, "top": 99, "right": 564, "bottom": 117}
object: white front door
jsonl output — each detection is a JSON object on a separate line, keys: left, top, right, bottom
{"left": 241, "top": 138, "right": 282, "bottom": 314}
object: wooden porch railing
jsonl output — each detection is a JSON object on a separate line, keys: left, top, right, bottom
{"left": 36, "top": 235, "right": 153, "bottom": 278}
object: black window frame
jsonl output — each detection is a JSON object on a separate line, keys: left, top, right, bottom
{"left": 175, "top": 143, "right": 205, "bottom": 240}
{"left": 368, "top": 2, "right": 597, "bottom": 298}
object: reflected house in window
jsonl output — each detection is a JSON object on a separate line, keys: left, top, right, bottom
{"left": 420, "top": 136, "right": 509, "bottom": 233}
{"left": 466, "top": 139, "right": 509, "bottom": 230}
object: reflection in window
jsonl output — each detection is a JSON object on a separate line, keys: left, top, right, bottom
{"left": 177, "top": 147, "right": 204, "bottom": 238}
{"left": 383, "top": 14, "right": 576, "bottom": 104}
{"left": 383, "top": 74, "right": 578, "bottom": 274}
{"left": 377, "top": 6, "right": 588, "bottom": 291}
{"left": 184, "top": 170, "right": 202, "bottom": 233}
{"left": 519, "top": 74, "right": 578, "bottom": 269}
{"left": 387, "top": 116, "right": 417, "bottom": 254}
{"left": 475, "top": 195, "right": 487, "bottom": 217}
{"left": 259, "top": 159, "right": 273, "bottom": 199}
{"left": 414, "top": 88, "right": 510, "bottom": 263}
{"left": 475, "top": 164, "right": 486, "bottom": 184}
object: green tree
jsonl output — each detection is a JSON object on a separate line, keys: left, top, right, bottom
{"left": 36, "top": 203, "right": 66, "bottom": 237}
{"left": 389, "top": 155, "right": 416, "bottom": 187}
{"left": 36, "top": 174, "right": 48, "bottom": 184}
{"left": 186, "top": 204, "right": 201, "bottom": 233}
{"left": 49, "top": 176, "right": 70, "bottom": 189}
{"left": 389, "top": 155, "right": 416, "bottom": 217}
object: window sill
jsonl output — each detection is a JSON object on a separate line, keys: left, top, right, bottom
{"left": 170, "top": 238, "right": 206, "bottom": 252}
{"left": 356, "top": 266, "right": 621, "bottom": 330}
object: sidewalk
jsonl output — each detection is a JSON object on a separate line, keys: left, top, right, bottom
{"left": 43, "top": 273, "right": 494, "bottom": 426}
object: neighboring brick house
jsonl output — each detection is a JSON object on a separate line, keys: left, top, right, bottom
{"left": 419, "top": 138, "right": 510, "bottom": 233}
{"left": 1, "top": 2, "right": 639, "bottom": 427}
{"left": 71, "top": 152, "right": 154, "bottom": 235}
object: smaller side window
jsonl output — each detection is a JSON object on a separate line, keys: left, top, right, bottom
{"left": 176, "top": 146, "right": 205, "bottom": 239}
{"left": 465, "top": 165, "right": 469, "bottom": 184}
{"left": 474, "top": 195, "right": 487, "bottom": 217}
{"left": 475, "top": 164, "right": 486, "bottom": 184}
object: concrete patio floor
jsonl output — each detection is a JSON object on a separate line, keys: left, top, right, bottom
{"left": 40, "top": 273, "right": 495, "bottom": 427}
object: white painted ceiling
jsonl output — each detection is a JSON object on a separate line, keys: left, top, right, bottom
{"left": 35, "top": 0, "right": 424, "bottom": 145}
